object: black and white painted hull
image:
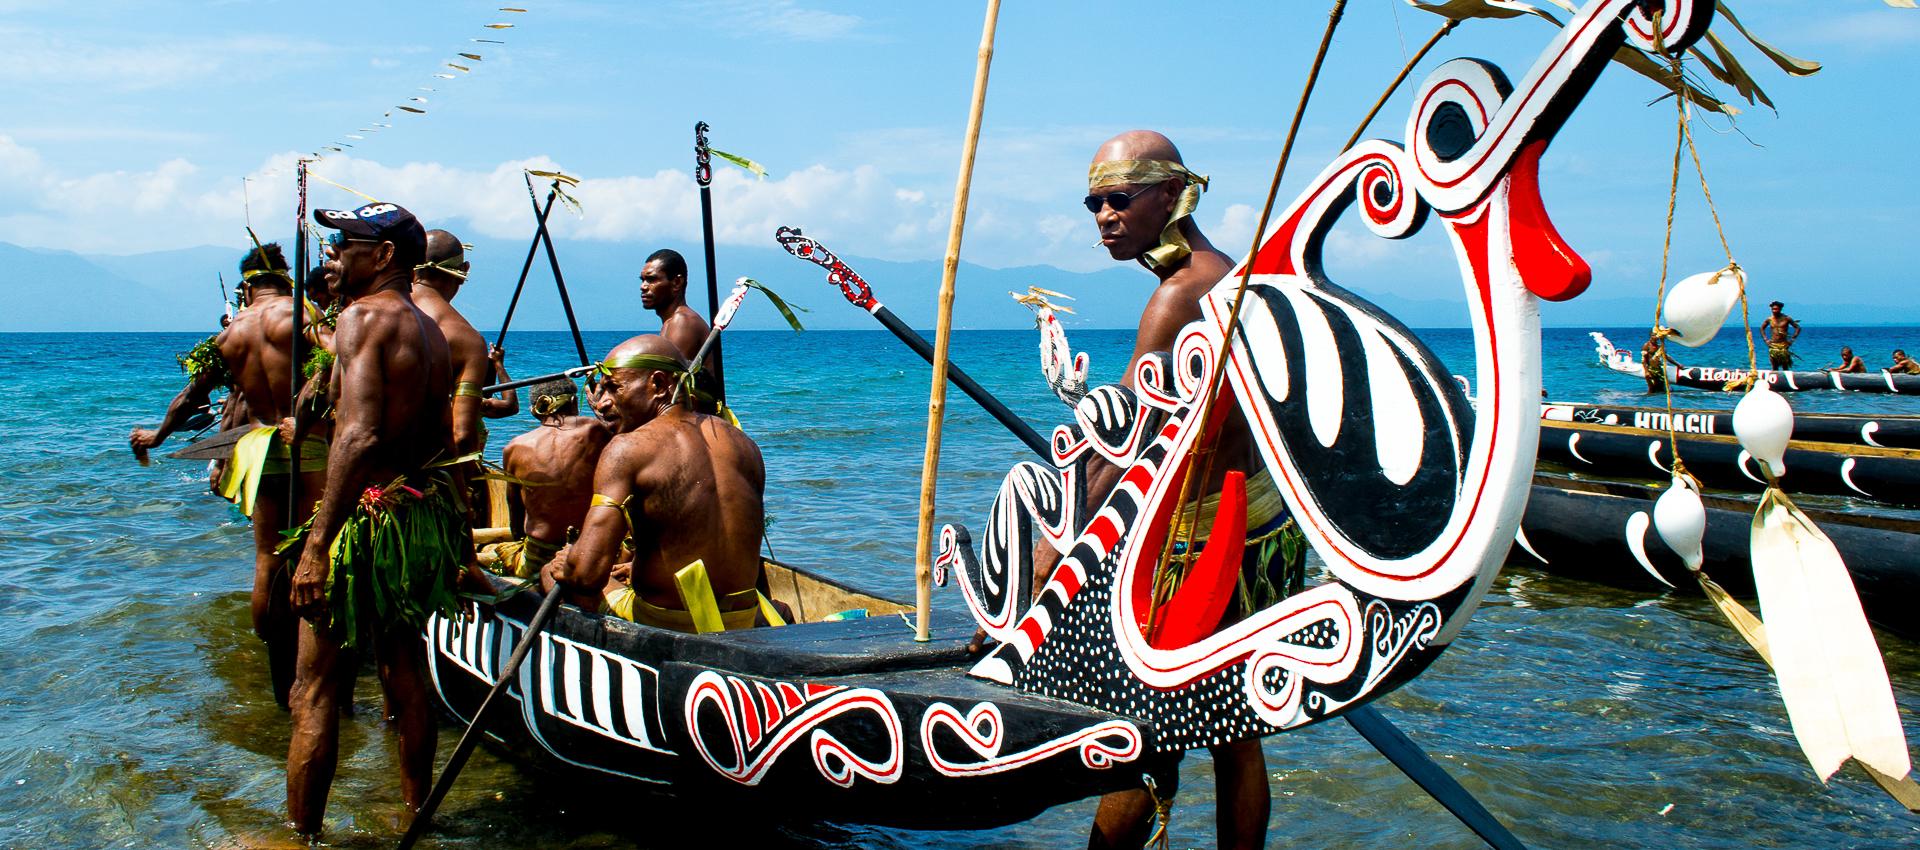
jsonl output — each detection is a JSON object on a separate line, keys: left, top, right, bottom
{"left": 1667, "top": 366, "right": 1920, "bottom": 395}
{"left": 1543, "top": 402, "right": 1920, "bottom": 450}
{"left": 1537, "top": 419, "right": 1920, "bottom": 506}
{"left": 423, "top": 569, "right": 1158, "bottom": 829}
{"left": 1513, "top": 476, "right": 1920, "bottom": 641}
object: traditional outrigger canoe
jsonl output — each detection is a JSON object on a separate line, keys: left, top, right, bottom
{"left": 417, "top": 0, "right": 1742, "bottom": 833}
{"left": 1543, "top": 401, "right": 1920, "bottom": 450}
{"left": 1515, "top": 475, "right": 1920, "bottom": 642}
{"left": 1536, "top": 418, "right": 1920, "bottom": 506}
{"left": 1592, "top": 331, "right": 1920, "bottom": 394}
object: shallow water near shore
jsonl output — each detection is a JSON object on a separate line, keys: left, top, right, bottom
{"left": 5, "top": 325, "right": 1920, "bottom": 848}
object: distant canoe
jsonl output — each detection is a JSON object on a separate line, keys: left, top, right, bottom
{"left": 1514, "top": 475, "right": 1920, "bottom": 642}
{"left": 1536, "top": 419, "right": 1920, "bottom": 506}
{"left": 1542, "top": 402, "right": 1920, "bottom": 450}
{"left": 1588, "top": 331, "right": 1920, "bottom": 394}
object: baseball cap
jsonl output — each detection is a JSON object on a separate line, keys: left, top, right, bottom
{"left": 313, "top": 201, "right": 426, "bottom": 252}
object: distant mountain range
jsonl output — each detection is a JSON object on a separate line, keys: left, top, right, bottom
{"left": 0, "top": 234, "right": 1904, "bottom": 333}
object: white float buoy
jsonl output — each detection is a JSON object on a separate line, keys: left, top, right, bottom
{"left": 1653, "top": 475, "right": 1707, "bottom": 572}
{"left": 1660, "top": 266, "right": 1745, "bottom": 348}
{"left": 1734, "top": 379, "right": 1794, "bottom": 478}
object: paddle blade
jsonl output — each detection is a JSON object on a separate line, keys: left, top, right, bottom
{"left": 1750, "top": 490, "right": 1912, "bottom": 782}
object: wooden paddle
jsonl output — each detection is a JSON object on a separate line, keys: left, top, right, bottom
{"left": 396, "top": 586, "right": 564, "bottom": 850}
{"left": 167, "top": 424, "right": 258, "bottom": 460}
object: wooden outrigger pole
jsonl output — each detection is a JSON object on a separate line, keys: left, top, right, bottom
{"left": 289, "top": 160, "right": 309, "bottom": 526}
{"left": 912, "top": 0, "right": 1001, "bottom": 643}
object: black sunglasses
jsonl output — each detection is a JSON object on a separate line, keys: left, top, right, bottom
{"left": 325, "top": 231, "right": 380, "bottom": 249}
{"left": 1083, "top": 183, "right": 1159, "bottom": 214}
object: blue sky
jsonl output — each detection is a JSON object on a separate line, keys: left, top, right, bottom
{"left": 2, "top": 1, "right": 1916, "bottom": 324}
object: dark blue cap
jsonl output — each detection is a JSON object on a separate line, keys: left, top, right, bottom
{"left": 313, "top": 201, "right": 425, "bottom": 253}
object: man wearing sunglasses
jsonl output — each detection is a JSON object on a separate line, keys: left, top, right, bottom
{"left": 1071, "top": 131, "right": 1283, "bottom": 850}
{"left": 285, "top": 201, "right": 468, "bottom": 837}
{"left": 549, "top": 334, "right": 774, "bottom": 632}
{"left": 130, "top": 242, "right": 324, "bottom": 709}
{"left": 412, "top": 228, "right": 519, "bottom": 457}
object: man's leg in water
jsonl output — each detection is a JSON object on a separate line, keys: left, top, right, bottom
{"left": 249, "top": 485, "right": 297, "bottom": 709}
{"left": 1210, "top": 738, "right": 1270, "bottom": 850}
{"left": 376, "top": 626, "right": 437, "bottom": 811}
{"left": 287, "top": 621, "right": 347, "bottom": 833}
{"left": 1088, "top": 752, "right": 1182, "bottom": 850}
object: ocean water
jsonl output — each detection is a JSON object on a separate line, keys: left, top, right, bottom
{"left": 3, "top": 324, "right": 1920, "bottom": 849}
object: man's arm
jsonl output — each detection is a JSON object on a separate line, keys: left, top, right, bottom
{"left": 1789, "top": 318, "right": 1802, "bottom": 340}
{"left": 551, "top": 437, "right": 641, "bottom": 609}
{"left": 290, "top": 316, "right": 387, "bottom": 619}
{"left": 130, "top": 365, "right": 222, "bottom": 460}
{"left": 502, "top": 442, "right": 526, "bottom": 538}
{"left": 480, "top": 344, "right": 519, "bottom": 419}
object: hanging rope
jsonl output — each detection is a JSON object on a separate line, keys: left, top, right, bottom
{"left": 1146, "top": 0, "right": 1349, "bottom": 632}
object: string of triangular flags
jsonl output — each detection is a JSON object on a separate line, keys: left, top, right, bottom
{"left": 311, "top": 6, "right": 529, "bottom": 160}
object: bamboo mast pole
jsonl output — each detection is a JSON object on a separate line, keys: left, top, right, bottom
{"left": 911, "top": 0, "right": 1001, "bottom": 643}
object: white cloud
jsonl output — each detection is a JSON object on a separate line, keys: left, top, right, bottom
{"left": 0, "top": 28, "right": 323, "bottom": 92}
{"left": 690, "top": 1, "right": 865, "bottom": 42}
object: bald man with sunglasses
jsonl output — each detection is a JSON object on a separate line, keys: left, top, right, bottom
{"left": 1071, "top": 130, "right": 1289, "bottom": 850}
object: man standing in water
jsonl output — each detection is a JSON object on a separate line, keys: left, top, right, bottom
{"left": 1760, "top": 300, "right": 1802, "bottom": 370}
{"left": 550, "top": 335, "right": 770, "bottom": 631}
{"left": 488, "top": 379, "right": 611, "bottom": 580}
{"left": 1061, "top": 130, "right": 1293, "bottom": 850}
{"left": 130, "top": 243, "right": 322, "bottom": 708}
{"left": 412, "top": 229, "right": 518, "bottom": 456}
{"left": 285, "top": 202, "right": 466, "bottom": 836}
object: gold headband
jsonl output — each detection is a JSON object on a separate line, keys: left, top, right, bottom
{"left": 531, "top": 389, "right": 576, "bottom": 416}
{"left": 413, "top": 256, "right": 468, "bottom": 280}
{"left": 241, "top": 267, "right": 291, "bottom": 284}
{"left": 596, "top": 353, "right": 688, "bottom": 376}
{"left": 1087, "top": 159, "right": 1209, "bottom": 270}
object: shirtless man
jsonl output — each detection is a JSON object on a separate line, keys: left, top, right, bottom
{"left": 1760, "top": 301, "right": 1802, "bottom": 370}
{"left": 1640, "top": 332, "right": 1682, "bottom": 393}
{"left": 639, "top": 248, "right": 728, "bottom": 413}
{"left": 490, "top": 379, "right": 612, "bottom": 580}
{"left": 285, "top": 201, "right": 465, "bottom": 836}
{"left": 130, "top": 242, "right": 322, "bottom": 707}
{"left": 413, "top": 229, "right": 518, "bottom": 456}
{"left": 1070, "top": 131, "right": 1290, "bottom": 850}
{"left": 1891, "top": 350, "right": 1920, "bottom": 375}
{"left": 1831, "top": 346, "right": 1866, "bottom": 373}
{"left": 550, "top": 335, "right": 769, "bottom": 632}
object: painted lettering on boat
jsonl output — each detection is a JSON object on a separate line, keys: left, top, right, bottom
{"left": 1631, "top": 411, "right": 1719, "bottom": 434}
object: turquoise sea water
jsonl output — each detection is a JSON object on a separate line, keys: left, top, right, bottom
{"left": 4, "top": 325, "right": 1920, "bottom": 848}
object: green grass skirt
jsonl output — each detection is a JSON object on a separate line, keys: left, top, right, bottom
{"left": 321, "top": 470, "right": 467, "bottom": 645}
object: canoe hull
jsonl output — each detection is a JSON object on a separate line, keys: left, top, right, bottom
{"left": 423, "top": 571, "right": 1161, "bottom": 830}
{"left": 1543, "top": 403, "right": 1920, "bottom": 450}
{"left": 1514, "top": 478, "right": 1920, "bottom": 641}
{"left": 1536, "top": 420, "right": 1920, "bottom": 506}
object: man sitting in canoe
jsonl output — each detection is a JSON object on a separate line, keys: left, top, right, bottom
{"left": 1830, "top": 345, "right": 1867, "bottom": 374}
{"left": 413, "top": 228, "right": 518, "bottom": 456}
{"left": 483, "top": 378, "right": 611, "bottom": 580}
{"left": 1891, "top": 349, "right": 1920, "bottom": 375}
{"left": 1066, "top": 130, "right": 1302, "bottom": 850}
{"left": 129, "top": 242, "right": 325, "bottom": 708}
{"left": 549, "top": 334, "right": 777, "bottom": 632}
{"left": 285, "top": 201, "right": 470, "bottom": 836}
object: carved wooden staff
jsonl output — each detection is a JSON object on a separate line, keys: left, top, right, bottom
{"left": 776, "top": 227, "right": 1046, "bottom": 459}
{"left": 694, "top": 122, "right": 727, "bottom": 402}
{"left": 776, "top": 230, "right": 1524, "bottom": 850}
{"left": 909, "top": 0, "right": 1002, "bottom": 643}
{"left": 288, "top": 160, "right": 309, "bottom": 528}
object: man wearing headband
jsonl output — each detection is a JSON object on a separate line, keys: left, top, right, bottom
{"left": 549, "top": 334, "right": 776, "bottom": 632}
{"left": 285, "top": 200, "right": 470, "bottom": 837}
{"left": 1075, "top": 131, "right": 1290, "bottom": 850}
{"left": 413, "top": 228, "right": 518, "bottom": 457}
{"left": 487, "top": 378, "right": 611, "bottom": 580}
{"left": 130, "top": 241, "right": 324, "bottom": 709}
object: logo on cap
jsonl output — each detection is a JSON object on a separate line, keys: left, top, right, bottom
{"left": 322, "top": 209, "right": 356, "bottom": 221}
{"left": 359, "top": 203, "right": 399, "bottom": 218}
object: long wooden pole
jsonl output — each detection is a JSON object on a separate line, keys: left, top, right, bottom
{"left": 694, "top": 121, "right": 727, "bottom": 402}
{"left": 912, "top": 0, "right": 1001, "bottom": 643}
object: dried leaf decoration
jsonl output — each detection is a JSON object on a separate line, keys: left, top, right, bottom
{"left": 709, "top": 148, "right": 768, "bottom": 180}
{"left": 397, "top": 106, "right": 426, "bottom": 114}
{"left": 459, "top": 52, "right": 483, "bottom": 61}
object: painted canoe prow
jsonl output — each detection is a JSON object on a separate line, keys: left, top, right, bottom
{"left": 423, "top": 564, "right": 1161, "bottom": 830}
{"left": 1514, "top": 476, "right": 1920, "bottom": 642}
